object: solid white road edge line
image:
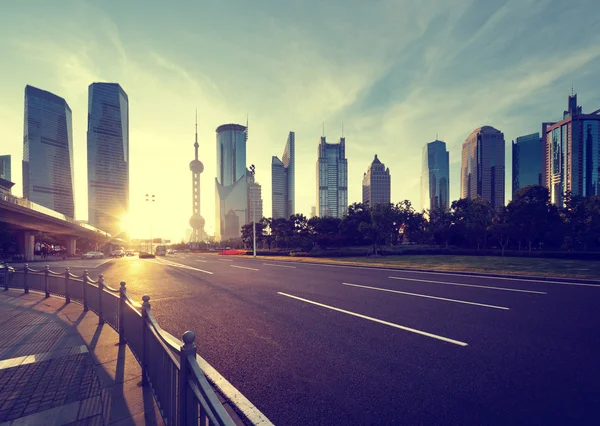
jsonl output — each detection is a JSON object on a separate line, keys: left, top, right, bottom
{"left": 277, "top": 292, "right": 468, "bottom": 347}
{"left": 159, "top": 329, "right": 274, "bottom": 425}
{"left": 231, "top": 265, "right": 259, "bottom": 271}
{"left": 389, "top": 276, "right": 546, "bottom": 294}
{"left": 263, "top": 263, "right": 296, "bottom": 269}
{"left": 342, "top": 282, "right": 509, "bottom": 310}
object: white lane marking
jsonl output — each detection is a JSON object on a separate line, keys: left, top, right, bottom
{"left": 277, "top": 292, "right": 468, "bottom": 347}
{"left": 388, "top": 276, "right": 546, "bottom": 294}
{"left": 219, "top": 258, "right": 234, "bottom": 262}
{"left": 260, "top": 259, "right": 599, "bottom": 287}
{"left": 149, "top": 258, "right": 213, "bottom": 275}
{"left": 342, "top": 283, "right": 509, "bottom": 310}
{"left": 196, "top": 259, "right": 208, "bottom": 263}
{"left": 231, "top": 265, "right": 259, "bottom": 271}
{"left": 263, "top": 263, "right": 296, "bottom": 269}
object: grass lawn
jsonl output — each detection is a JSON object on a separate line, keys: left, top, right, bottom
{"left": 254, "top": 254, "right": 600, "bottom": 280}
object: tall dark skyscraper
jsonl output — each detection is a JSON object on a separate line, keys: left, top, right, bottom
{"left": 512, "top": 132, "right": 542, "bottom": 197}
{"left": 543, "top": 93, "right": 600, "bottom": 205}
{"left": 421, "top": 140, "right": 449, "bottom": 211}
{"left": 362, "top": 154, "right": 391, "bottom": 207}
{"left": 461, "top": 126, "right": 505, "bottom": 210}
{"left": 215, "top": 123, "right": 248, "bottom": 241}
{"left": 23, "top": 85, "right": 74, "bottom": 217}
{"left": 271, "top": 131, "right": 295, "bottom": 219}
{"left": 316, "top": 136, "right": 348, "bottom": 218}
{"left": 0, "top": 155, "right": 11, "bottom": 182}
{"left": 87, "top": 83, "right": 129, "bottom": 236}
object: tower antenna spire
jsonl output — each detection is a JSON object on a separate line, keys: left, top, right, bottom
{"left": 322, "top": 122, "right": 325, "bottom": 137}
{"left": 193, "top": 109, "right": 199, "bottom": 160}
{"left": 342, "top": 122, "right": 344, "bottom": 138}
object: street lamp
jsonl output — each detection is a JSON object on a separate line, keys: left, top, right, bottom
{"left": 249, "top": 164, "right": 257, "bottom": 258}
{"left": 145, "top": 194, "right": 155, "bottom": 254}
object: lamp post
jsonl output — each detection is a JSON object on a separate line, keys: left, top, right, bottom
{"left": 249, "top": 165, "right": 257, "bottom": 258}
{"left": 145, "top": 194, "right": 155, "bottom": 254}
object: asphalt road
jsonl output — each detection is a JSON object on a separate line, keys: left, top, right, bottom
{"left": 53, "top": 254, "right": 600, "bottom": 425}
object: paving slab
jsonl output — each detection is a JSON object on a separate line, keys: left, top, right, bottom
{"left": 0, "top": 290, "right": 164, "bottom": 426}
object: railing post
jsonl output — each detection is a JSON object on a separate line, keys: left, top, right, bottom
{"left": 64, "top": 268, "right": 70, "bottom": 304}
{"left": 98, "top": 274, "right": 104, "bottom": 325}
{"left": 141, "top": 295, "right": 151, "bottom": 386}
{"left": 44, "top": 265, "right": 50, "bottom": 298}
{"left": 118, "top": 281, "right": 126, "bottom": 344}
{"left": 3, "top": 264, "right": 8, "bottom": 291}
{"left": 82, "top": 270, "right": 89, "bottom": 311}
{"left": 23, "top": 264, "right": 28, "bottom": 294}
{"left": 179, "top": 331, "right": 197, "bottom": 426}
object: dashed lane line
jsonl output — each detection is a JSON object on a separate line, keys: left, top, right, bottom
{"left": 263, "top": 263, "right": 296, "bottom": 269}
{"left": 277, "top": 292, "right": 468, "bottom": 346}
{"left": 388, "top": 276, "right": 546, "bottom": 294}
{"left": 342, "top": 282, "right": 510, "bottom": 310}
{"left": 231, "top": 265, "right": 259, "bottom": 271}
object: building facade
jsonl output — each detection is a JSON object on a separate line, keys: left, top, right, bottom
{"left": 87, "top": 83, "right": 129, "bottom": 236}
{"left": 362, "top": 154, "right": 391, "bottom": 207}
{"left": 461, "top": 126, "right": 505, "bottom": 210}
{"left": 0, "top": 155, "right": 11, "bottom": 182}
{"left": 248, "top": 170, "right": 263, "bottom": 223}
{"left": 23, "top": 85, "right": 75, "bottom": 217}
{"left": 512, "top": 132, "right": 542, "bottom": 197}
{"left": 271, "top": 131, "right": 295, "bottom": 219}
{"left": 421, "top": 140, "right": 449, "bottom": 211}
{"left": 316, "top": 136, "right": 348, "bottom": 218}
{"left": 543, "top": 94, "right": 600, "bottom": 205}
{"left": 215, "top": 123, "right": 248, "bottom": 241}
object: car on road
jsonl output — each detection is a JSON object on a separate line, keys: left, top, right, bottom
{"left": 110, "top": 249, "right": 125, "bottom": 258}
{"left": 125, "top": 250, "right": 135, "bottom": 256}
{"left": 82, "top": 251, "right": 104, "bottom": 259}
{"left": 155, "top": 245, "right": 167, "bottom": 256}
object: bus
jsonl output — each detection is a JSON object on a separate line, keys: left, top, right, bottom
{"left": 155, "top": 245, "right": 167, "bottom": 256}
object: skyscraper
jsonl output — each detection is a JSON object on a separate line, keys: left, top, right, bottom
{"left": 421, "top": 140, "right": 450, "bottom": 211}
{"left": 23, "top": 85, "right": 74, "bottom": 217}
{"left": 248, "top": 169, "right": 263, "bottom": 222}
{"left": 0, "top": 155, "right": 10, "bottom": 182}
{"left": 512, "top": 133, "right": 542, "bottom": 197}
{"left": 271, "top": 131, "right": 295, "bottom": 219}
{"left": 316, "top": 136, "right": 348, "bottom": 218}
{"left": 215, "top": 123, "right": 248, "bottom": 241}
{"left": 189, "top": 112, "right": 206, "bottom": 243}
{"left": 87, "top": 83, "right": 129, "bottom": 236}
{"left": 362, "top": 154, "right": 391, "bottom": 207}
{"left": 461, "top": 126, "right": 505, "bottom": 210}
{"left": 543, "top": 93, "right": 600, "bottom": 205}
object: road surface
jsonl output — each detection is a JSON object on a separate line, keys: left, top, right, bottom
{"left": 48, "top": 254, "right": 600, "bottom": 425}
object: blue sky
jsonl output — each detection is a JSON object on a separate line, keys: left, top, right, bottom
{"left": 1, "top": 0, "right": 600, "bottom": 240}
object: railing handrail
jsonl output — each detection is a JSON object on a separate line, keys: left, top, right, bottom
{"left": 5, "top": 266, "right": 239, "bottom": 426}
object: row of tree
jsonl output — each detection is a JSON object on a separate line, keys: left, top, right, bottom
{"left": 237, "top": 186, "right": 600, "bottom": 254}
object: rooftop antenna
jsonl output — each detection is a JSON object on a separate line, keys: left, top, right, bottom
{"left": 322, "top": 122, "right": 325, "bottom": 137}
{"left": 571, "top": 85, "right": 574, "bottom": 96}
{"left": 342, "top": 122, "right": 344, "bottom": 138}
{"left": 194, "top": 109, "right": 199, "bottom": 160}
{"left": 245, "top": 111, "right": 249, "bottom": 141}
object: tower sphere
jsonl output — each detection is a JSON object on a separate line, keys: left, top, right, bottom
{"left": 189, "top": 214, "right": 205, "bottom": 229}
{"left": 189, "top": 159, "right": 204, "bottom": 173}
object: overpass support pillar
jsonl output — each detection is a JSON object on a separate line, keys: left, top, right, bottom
{"left": 67, "top": 237, "right": 77, "bottom": 257}
{"left": 18, "top": 231, "right": 35, "bottom": 261}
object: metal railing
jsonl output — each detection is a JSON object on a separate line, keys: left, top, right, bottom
{"left": 2, "top": 264, "right": 236, "bottom": 426}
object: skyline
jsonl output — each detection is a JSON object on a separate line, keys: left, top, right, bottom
{"left": 2, "top": 0, "right": 600, "bottom": 240}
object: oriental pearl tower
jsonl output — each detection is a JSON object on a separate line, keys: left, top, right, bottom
{"left": 189, "top": 111, "right": 205, "bottom": 243}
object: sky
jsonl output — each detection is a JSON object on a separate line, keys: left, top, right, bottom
{"left": 1, "top": 0, "right": 600, "bottom": 241}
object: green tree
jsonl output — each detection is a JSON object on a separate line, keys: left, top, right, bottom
{"left": 428, "top": 207, "right": 454, "bottom": 247}
{"left": 339, "top": 203, "right": 371, "bottom": 245}
{"left": 451, "top": 197, "right": 495, "bottom": 249}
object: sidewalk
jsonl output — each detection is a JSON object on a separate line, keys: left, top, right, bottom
{"left": 0, "top": 290, "right": 164, "bottom": 426}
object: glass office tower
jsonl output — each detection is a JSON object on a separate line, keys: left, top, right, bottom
{"left": 544, "top": 94, "right": 600, "bottom": 205}
{"left": 421, "top": 140, "right": 449, "bottom": 211}
{"left": 316, "top": 136, "right": 348, "bottom": 218}
{"left": 271, "top": 131, "right": 295, "bottom": 219}
{"left": 23, "top": 85, "right": 75, "bottom": 217}
{"left": 215, "top": 123, "right": 248, "bottom": 241}
{"left": 512, "top": 133, "right": 542, "bottom": 196}
{"left": 87, "top": 83, "right": 129, "bottom": 236}
{"left": 461, "top": 126, "right": 505, "bottom": 210}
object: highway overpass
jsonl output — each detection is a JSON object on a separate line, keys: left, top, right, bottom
{"left": 0, "top": 192, "right": 111, "bottom": 260}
